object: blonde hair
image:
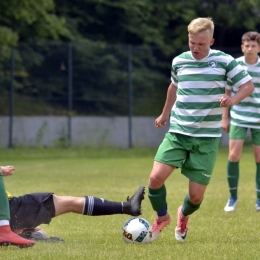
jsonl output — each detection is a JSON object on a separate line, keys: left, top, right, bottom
{"left": 188, "top": 17, "right": 214, "bottom": 37}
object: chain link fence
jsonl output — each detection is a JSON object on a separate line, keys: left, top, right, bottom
{"left": 0, "top": 43, "right": 241, "bottom": 147}
{"left": 1, "top": 43, "right": 242, "bottom": 116}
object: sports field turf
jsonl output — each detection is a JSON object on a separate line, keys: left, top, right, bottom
{"left": 1, "top": 145, "right": 259, "bottom": 260}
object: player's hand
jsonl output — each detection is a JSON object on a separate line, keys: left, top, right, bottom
{"left": 222, "top": 118, "right": 230, "bottom": 133}
{"left": 0, "top": 165, "right": 15, "bottom": 176}
{"left": 218, "top": 95, "right": 234, "bottom": 107}
{"left": 155, "top": 115, "right": 168, "bottom": 128}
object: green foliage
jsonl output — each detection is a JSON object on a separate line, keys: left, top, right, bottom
{"left": 0, "top": 146, "right": 259, "bottom": 259}
{"left": 0, "top": 0, "right": 72, "bottom": 47}
{"left": 0, "top": 27, "right": 17, "bottom": 47}
{"left": 177, "top": 0, "right": 260, "bottom": 47}
{"left": 2, "top": 0, "right": 260, "bottom": 50}
{"left": 0, "top": 42, "right": 171, "bottom": 116}
{"left": 1, "top": 0, "right": 260, "bottom": 115}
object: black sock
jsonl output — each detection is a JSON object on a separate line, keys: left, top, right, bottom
{"left": 83, "top": 196, "right": 123, "bottom": 216}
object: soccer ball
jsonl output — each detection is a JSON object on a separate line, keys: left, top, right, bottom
{"left": 122, "top": 217, "right": 152, "bottom": 244}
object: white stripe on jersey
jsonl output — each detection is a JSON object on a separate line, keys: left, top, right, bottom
{"left": 174, "top": 107, "right": 222, "bottom": 116}
{"left": 176, "top": 66, "right": 227, "bottom": 76}
{"left": 177, "top": 94, "right": 224, "bottom": 103}
{"left": 170, "top": 117, "right": 222, "bottom": 128}
{"left": 233, "top": 105, "right": 260, "bottom": 114}
{"left": 177, "top": 81, "right": 226, "bottom": 89}
{"left": 235, "top": 96, "right": 260, "bottom": 103}
{"left": 252, "top": 78, "right": 260, "bottom": 83}
{"left": 231, "top": 111, "right": 260, "bottom": 123}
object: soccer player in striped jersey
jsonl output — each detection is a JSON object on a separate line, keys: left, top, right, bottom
{"left": 147, "top": 17, "right": 254, "bottom": 243}
{"left": 222, "top": 31, "right": 260, "bottom": 212}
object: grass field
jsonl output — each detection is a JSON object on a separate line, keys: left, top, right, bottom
{"left": 1, "top": 145, "right": 259, "bottom": 260}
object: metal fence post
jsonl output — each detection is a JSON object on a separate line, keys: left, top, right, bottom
{"left": 68, "top": 42, "right": 73, "bottom": 145}
{"left": 128, "top": 44, "right": 133, "bottom": 148}
{"left": 8, "top": 48, "right": 15, "bottom": 148}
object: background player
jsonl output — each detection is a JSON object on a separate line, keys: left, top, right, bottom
{"left": 222, "top": 31, "right": 260, "bottom": 212}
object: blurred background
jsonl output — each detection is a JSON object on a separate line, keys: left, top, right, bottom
{"left": 0, "top": 0, "right": 258, "bottom": 148}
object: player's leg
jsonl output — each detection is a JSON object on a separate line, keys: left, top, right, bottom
{"left": 225, "top": 139, "right": 244, "bottom": 203}
{"left": 0, "top": 170, "right": 34, "bottom": 248}
{"left": 0, "top": 173, "right": 10, "bottom": 225}
{"left": 14, "top": 188, "right": 145, "bottom": 242}
{"left": 254, "top": 145, "right": 260, "bottom": 210}
{"left": 10, "top": 187, "right": 145, "bottom": 232}
{"left": 251, "top": 128, "right": 260, "bottom": 211}
{"left": 224, "top": 125, "right": 246, "bottom": 212}
{"left": 176, "top": 136, "right": 220, "bottom": 242}
{"left": 10, "top": 187, "right": 145, "bottom": 235}
{"left": 148, "top": 133, "right": 187, "bottom": 241}
{"left": 148, "top": 161, "right": 174, "bottom": 240}
{"left": 175, "top": 181, "right": 207, "bottom": 242}
{"left": 53, "top": 186, "right": 145, "bottom": 217}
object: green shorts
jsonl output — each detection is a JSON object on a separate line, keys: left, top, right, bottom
{"left": 154, "top": 132, "right": 220, "bottom": 185}
{"left": 229, "top": 124, "right": 260, "bottom": 145}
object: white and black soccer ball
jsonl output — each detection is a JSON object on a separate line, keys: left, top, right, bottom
{"left": 122, "top": 217, "right": 152, "bottom": 244}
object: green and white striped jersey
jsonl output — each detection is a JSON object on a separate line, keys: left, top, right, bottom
{"left": 226, "top": 56, "right": 260, "bottom": 129}
{"left": 170, "top": 49, "right": 251, "bottom": 137}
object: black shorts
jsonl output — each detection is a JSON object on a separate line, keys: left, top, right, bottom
{"left": 9, "top": 192, "right": 55, "bottom": 231}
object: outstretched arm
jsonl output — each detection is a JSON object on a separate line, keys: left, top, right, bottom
{"left": 0, "top": 166, "right": 15, "bottom": 177}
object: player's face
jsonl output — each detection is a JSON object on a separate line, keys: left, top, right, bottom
{"left": 241, "top": 40, "right": 260, "bottom": 60}
{"left": 188, "top": 31, "right": 214, "bottom": 60}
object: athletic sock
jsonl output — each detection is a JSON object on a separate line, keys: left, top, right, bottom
{"left": 82, "top": 196, "right": 123, "bottom": 216}
{"left": 0, "top": 172, "right": 10, "bottom": 222}
{"left": 256, "top": 163, "right": 260, "bottom": 201}
{"left": 148, "top": 184, "right": 167, "bottom": 213}
{"left": 182, "top": 194, "right": 202, "bottom": 216}
{"left": 227, "top": 160, "right": 239, "bottom": 198}
{"left": 157, "top": 204, "right": 167, "bottom": 217}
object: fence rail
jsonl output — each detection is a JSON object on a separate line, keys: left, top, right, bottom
{"left": 0, "top": 42, "right": 241, "bottom": 147}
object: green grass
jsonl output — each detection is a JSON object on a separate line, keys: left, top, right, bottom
{"left": 1, "top": 146, "right": 259, "bottom": 260}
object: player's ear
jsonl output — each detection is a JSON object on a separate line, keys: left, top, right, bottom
{"left": 210, "top": 38, "right": 215, "bottom": 46}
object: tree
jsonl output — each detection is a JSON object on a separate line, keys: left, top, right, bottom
{"left": 2, "top": 0, "right": 260, "bottom": 116}
{"left": 0, "top": 0, "right": 72, "bottom": 47}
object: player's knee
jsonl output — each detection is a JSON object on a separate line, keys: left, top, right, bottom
{"left": 189, "top": 194, "right": 203, "bottom": 205}
{"left": 256, "top": 158, "right": 260, "bottom": 163}
{"left": 229, "top": 153, "right": 240, "bottom": 162}
{"left": 149, "top": 175, "right": 164, "bottom": 189}
{"left": 254, "top": 153, "right": 260, "bottom": 162}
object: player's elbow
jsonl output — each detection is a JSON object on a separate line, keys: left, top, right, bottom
{"left": 246, "top": 80, "right": 254, "bottom": 94}
{"left": 241, "top": 80, "right": 254, "bottom": 96}
{"left": 249, "top": 82, "right": 254, "bottom": 94}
